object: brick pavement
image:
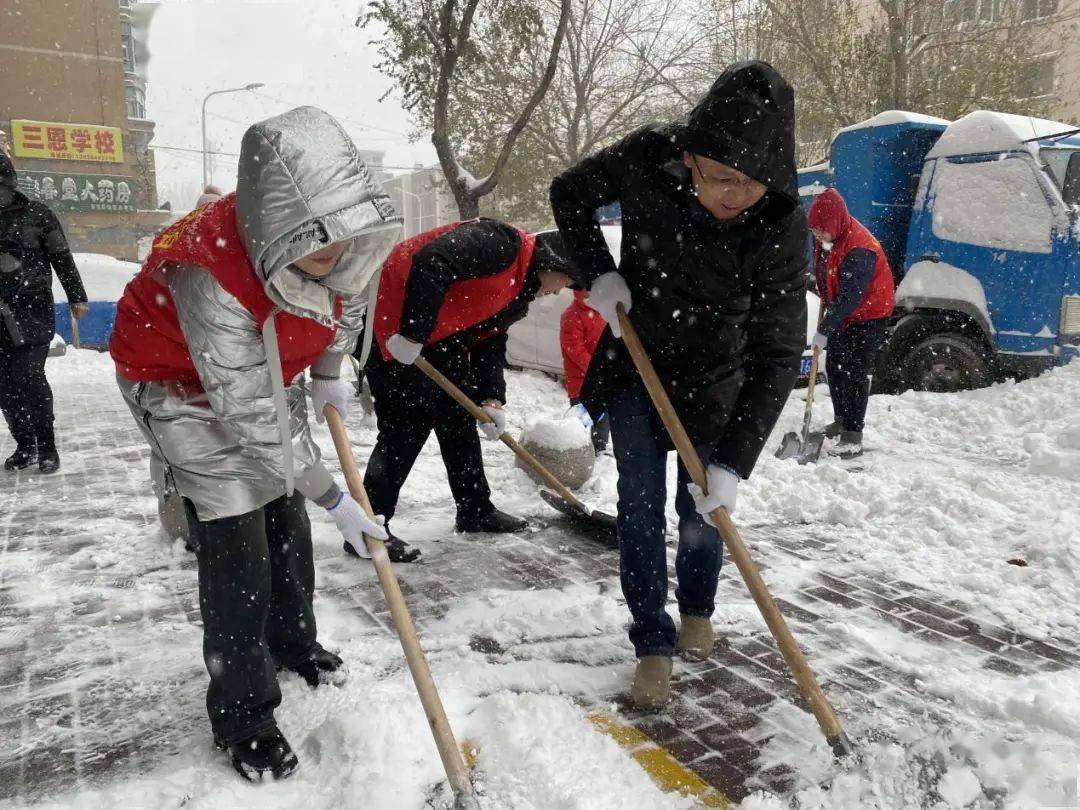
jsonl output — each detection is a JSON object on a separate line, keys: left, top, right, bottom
{"left": 2, "top": 379, "right": 1077, "bottom": 806}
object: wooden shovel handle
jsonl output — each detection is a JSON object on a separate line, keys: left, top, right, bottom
{"left": 324, "top": 407, "right": 475, "bottom": 797}
{"left": 801, "top": 301, "right": 827, "bottom": 440}
{"left": 413, "top": 356, "right": 590, "bottom": 513}
{"left": 615, "top": 305, "right": 849, "bottom": 752}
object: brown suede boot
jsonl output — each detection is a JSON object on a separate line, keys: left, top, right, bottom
{"left": 631, "top": 656, "right": 673, "bottom": 710}
{"left": 676, "top": 614, "right": 715, "bottom": 661}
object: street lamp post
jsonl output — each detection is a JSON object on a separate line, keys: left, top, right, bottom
{"left": 201, "top": 82, "right": 264, "bottom": 187}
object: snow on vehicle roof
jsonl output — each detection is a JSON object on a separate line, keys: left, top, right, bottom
{"left": 835, "top": 110, "right": 949, "bottom": 136}
{"left": 927, "top": 110, "right": 1073, "bottom": 158}
{"left": 51, "top": 253, "right": 140, "bottom": 302}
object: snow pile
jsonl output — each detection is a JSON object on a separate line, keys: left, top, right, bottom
{"left": 927, "top": 109, "right": 1071, "bottom": 159}
{"left": 835, "top": 110, "right": 949, "bottom": 136}
{"left": 430, "top": 583, "right": 627, "bottom": 649}
{"left": 521, "top": 417, "right": 591, "bottom": 452}
{"left": 52, "top": 253, "right": 140, "bottom": 302}
{"left": 465, "top": 694, "right": 695, "bottom": 810}
{"left": 896, "top": 260, "right": 992, "bottom": 328}
{"left": 744, "top": 361, "right": 1080, "bottom": 640}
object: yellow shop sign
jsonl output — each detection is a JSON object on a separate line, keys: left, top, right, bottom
{"left": 11, "top": 120, "right": 124, "bottom": 164}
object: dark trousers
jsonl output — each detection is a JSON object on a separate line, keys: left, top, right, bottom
{"left": 363, "top": 352, "right": 494, "bottom": 526}
{"left": 826, "top": 319, "right": 889, "bottom": 433}
{"left": 608, "top": 381, "right": 723, "bottom": 658}
{"left": 185, "top": 492, "right": 317, "bottom": 744}
{"left": 0, "top": 333, "right": 54, "bottom": 452}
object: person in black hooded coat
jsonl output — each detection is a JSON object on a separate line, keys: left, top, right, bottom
{"left": 0, "top": 152, "right": 88, "bottom": 474}
{"left": 550, "top": 61, "right": 807, "bottom": 708}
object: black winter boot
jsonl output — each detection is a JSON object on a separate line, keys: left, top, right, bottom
{"left": 455, "top": 508, "right": 527, "bottom": 534}
{"left": 830, "top": 430, "right": 864, "bottom": 459}
{"left": 36, "top": 423, "right": 59, "bottom": 474}
{"left": 284, "top": 643, "right": 348, "bottom": 688}
{"left": 823, "top": 421, "right": 843, "bottom": 439}
{"left": 223, "top": 726, "right": 299, "bottom": 782}
{"left": 4, "top": 444, "right": 36, "bottom": 471}
{"left": 37, "top": 450, "right": 60, "bottom": 474}
{"left": 342, "top": 528, "right": 422, "bottom": 563}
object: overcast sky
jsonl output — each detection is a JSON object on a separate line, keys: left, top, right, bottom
{"left": 144, "top": 0, "right": 436, "bottom": 210}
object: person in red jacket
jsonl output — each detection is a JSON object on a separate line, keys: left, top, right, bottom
{"left": 560, "top": 289, "right": 609, "bottom": 452}
{"left": 807, "top": 188, "right": 895, "bottom": 459}
{"left": 361, "top": 220, "right": 574, "bottom": 544}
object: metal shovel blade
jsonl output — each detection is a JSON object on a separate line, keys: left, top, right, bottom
{"left": 539, "top": 489, "right": 618, "bottom": 545}
{"left": 775, "top": 431, "right": 802, "bottom": 460}
{"left": 797, "top": 432, "right": 826, "bottom": 465}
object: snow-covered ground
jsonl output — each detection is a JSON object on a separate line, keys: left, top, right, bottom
{"left": 2, "top": 350, "right": 1079, "bottom": 808}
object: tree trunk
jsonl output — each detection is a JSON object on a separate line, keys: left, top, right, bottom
{"left": 455, "top": 189, "right": 481, "bottom": 219}
{"left": 429, "top": 0, "right": 572, "bottom": 223}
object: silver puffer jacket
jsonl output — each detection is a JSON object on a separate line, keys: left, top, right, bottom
{"left": 119, "top": 106, "right": 402, "bottom": 521}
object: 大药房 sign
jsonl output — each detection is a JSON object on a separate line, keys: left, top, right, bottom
{"left": 11, "top": 120, "right": 124, "bottom": 164}
{"left": 16, "top": 170, "right": 139, "bottom": 214}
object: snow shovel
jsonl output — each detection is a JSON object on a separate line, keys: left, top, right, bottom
{"left": 324, "top": 407, "right": 481, "bottom": 810}
{"left": 412, "top": 356, "right": 618, "bottom": 540}
{"left": 614, "top": 305, "right": 854, "bottom": 760}
{"left": 775, "top": 343, "right": 825, "bottom": 464}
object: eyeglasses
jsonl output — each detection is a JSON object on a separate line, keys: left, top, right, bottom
{"left": 690, "top": 154, "right": 766, "bottom": 199}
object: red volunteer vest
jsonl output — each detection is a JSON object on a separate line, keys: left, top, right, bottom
{"left": 110, "top": 193, "right": 340, "bottom": 385}
{"left": 373, "top": 221, "right": 537, "bottom": 359}
{"left": 813, "top": 218, "right": 895, "bottom": 326}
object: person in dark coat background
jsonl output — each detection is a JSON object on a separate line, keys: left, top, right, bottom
{"left": 560, "top": 289, "right": 609, "bottom": 453}
{"left": 0, "top": 152, "right": 88, "bottom": 474}
{"left": 364, "top": 219, "right": 574, "bottom": 551}
{"left": 550, "top": 61, "right": 807, "bottom": 708}
{"left": 807, "top": 188, "right": 895, "bottom": 459}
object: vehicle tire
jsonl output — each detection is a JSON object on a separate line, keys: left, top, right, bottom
{"left": 902, "top": 332, "right": 991, "bottom": 393}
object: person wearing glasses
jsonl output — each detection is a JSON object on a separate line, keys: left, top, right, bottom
{"left": 550, "top": 61, "right": 807, "bottom": 709}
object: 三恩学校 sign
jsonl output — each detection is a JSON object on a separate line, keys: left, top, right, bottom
{"left": 16, "top": 171, "right": 138, "bottom": 214}
{"left": 11, "top": 120, "right": 124, "bottom": 163}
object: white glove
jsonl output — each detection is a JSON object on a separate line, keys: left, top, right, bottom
{"left": 479, "top": 404, "right": 507, "bottom": 441}
{"left": 569, "top": 402, "right": 593, "bottom": 428}
{"left": 687, "top": 464, "right": 739, "bottom": 527}
{"left": 387, "top": 333, "right": 423, "bottom": 365}
{"left": 811, "top": 332, "right": 828, "bottom": 351}
{"left": 327, "top": 492, "right": 388, "bottom": 558}
{"left": 311, "top": 377, "right": 350, "bottom": 424}
{"left": 586, "top": 271, "right": 633, "bottom": 338}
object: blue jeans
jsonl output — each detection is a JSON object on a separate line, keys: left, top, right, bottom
{"left": 608, "top": 381, "right": 724, "bottom": 658}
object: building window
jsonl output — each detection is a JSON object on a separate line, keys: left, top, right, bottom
{"left": 943, "top": 0, "right": 1001, "bottom": 25}
{"left": 121, "top": 22, "right": 136, "bottom": 72}
{"left": 978, "top": 0, "right": 1000, "bottom": 21}
{"left": 1021, "top": 0, "right": 1057, "bottom": 20}
{"left": 1017, "top": 56, "right": 1056, "bottom": 98}
{"left": 126, "top": 85, "right": 146, "bottom": 119}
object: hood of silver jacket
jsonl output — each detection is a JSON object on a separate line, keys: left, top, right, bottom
{"left": 234, "top": 105, "right": 403, "bottom": 325}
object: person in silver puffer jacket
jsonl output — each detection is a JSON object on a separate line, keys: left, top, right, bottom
{"left": 110, "top": 106, "right": 404, "bottom": 782}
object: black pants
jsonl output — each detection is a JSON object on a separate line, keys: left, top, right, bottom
{"left": 363, "top": 351, "right": 493, "bottom": 526}
{"left": 826, "top": 318, "right": 889, "bottom": 433}
{"left": 185, "top": 492, "right": 317, "bottom": 744}
{"left": 0, "top": 332, "right": 54, "bottom": 452}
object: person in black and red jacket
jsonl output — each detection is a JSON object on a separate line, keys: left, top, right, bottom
{"left": 807, "top": 188, "right": 895, "bottom": 459}
{"left": 360, "top": 219, "right": 574, "bottom": 548}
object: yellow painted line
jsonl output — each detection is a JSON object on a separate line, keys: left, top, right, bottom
{"left": 589, "top": 711, "right": 732, "bottom": 809}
